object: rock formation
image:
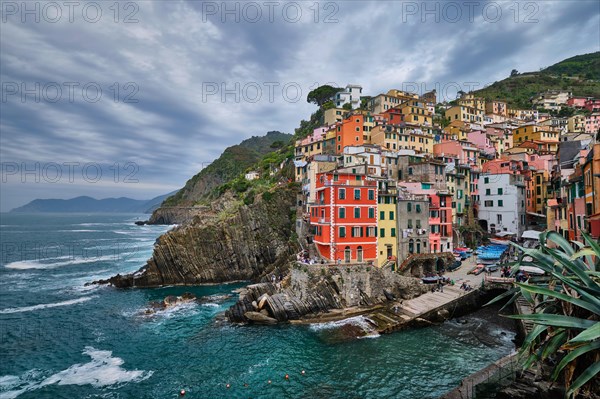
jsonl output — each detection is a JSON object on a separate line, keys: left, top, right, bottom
{"left": 226, "top": 265, "right": 431, "bottom": 323}
{"left": 94, "top": 185, "right": 298, "bottom": 288}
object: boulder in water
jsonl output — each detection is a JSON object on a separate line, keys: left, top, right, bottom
{"left": 244, "top": 311, "right": 278, "bottom": 325}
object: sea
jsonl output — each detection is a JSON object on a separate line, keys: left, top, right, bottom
{"left": 0, "top": 213, "right": 516, "bottom": 399}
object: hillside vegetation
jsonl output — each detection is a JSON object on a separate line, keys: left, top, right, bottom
{"left": 472, "top": 52, "right": 600, "bottom": 109}
{"left": 161, "top": 131, "right": 292, "bottom": 207}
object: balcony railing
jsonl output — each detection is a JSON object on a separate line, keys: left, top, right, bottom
{"left": 323, "top": 179, "right": 377, "bottom": 187}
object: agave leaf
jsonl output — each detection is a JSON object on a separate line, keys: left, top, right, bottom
{"left": 485, "top": 286, "right": 519, "bottom": 306}
{"left": 581, "top": 231, "right": 600, "bottom": 271}
{"left": 506, "top": 314, "right": 596, "bottom": 329}
{"left": 566, "top": 360, "right": 600, "bottom": 399}
{"left": 522, "top": 324, "right": 547, "bottom": 349}
{"left": 516, "top": 283, "right": 600, "bottom": 315}
{"left": 547, "top": 248, "right": 598, "bottom": 291}
{"left": 545, "top": 231, "right": 575, "bottom": 256}
{"left": 542, "top": 329, "right": 567, "bottom": 360}
{"left": 568, "top": 322, "right": 600, "bottom": 343}
{"left": 570, "top": 248, "right": 596, "bottom": 261}
{"left": 552, "top": 341, "right": 600, "bottom": 380}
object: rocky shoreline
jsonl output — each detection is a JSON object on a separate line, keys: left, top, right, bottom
{"left": 91, "top": 186, "right": 298, "bottom": 288}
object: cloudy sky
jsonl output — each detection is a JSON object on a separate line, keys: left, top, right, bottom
{"left": 1, "top": 0, "right": 599, "bottom": 211}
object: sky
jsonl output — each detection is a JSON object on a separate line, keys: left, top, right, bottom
{"left": 1, "top": 0, "right": 599, "bottom": 212}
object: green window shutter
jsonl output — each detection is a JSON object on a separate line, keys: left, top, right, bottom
{"left": 391, "top": 228, "right": 396, "bottom": 237}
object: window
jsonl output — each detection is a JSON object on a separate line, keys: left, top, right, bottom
{"left": 389, "top": 211, "right": 394, "bottom": 220}
{"left": 416, "top": 219, "right": 421, "bottom": 229}
{"left": 339, "top": 226, "right": 346, "bottom": 238}
{"left": 486, "top": 188, "right": 491, "bottom": 195}
{"left": 354, "top": 189, "right": 361, "bottom": 200}
{"left": 380, "top": 211, "right": 385, "bottom": 220}
{"left": 498, "top": 188, "right": 503, "bottom": 195}
{"left": 380, "top": 228, "right": 385, "bottom": 238}
{"left": 484, "top": 200, "right": 493, "bottom": 207}
{"left": 497, "top": 214, "right": 502, "bottom": 224}
{"left": 339, "top": 189, "right": 345, "bottom": 200}
{"left": 352, "top": 227, "right": 362, "bottom": 237}
{"left": 408, "top": 219, "right": 413, "bottom": 228}
{"left": 339, "top": 208, "right": 346, "bottom": 218}
{"left": 407, "top": 202, "right": 412, "bottom": 212}
{"left": 498, "top": 200, "right": 503, "bottom": 207}
{"left": 368, "top": 190, "right": 375, "bottom": 200}
{"left": 368, "top": 208, "right": 374, "bottom": 218}
{"left": 416, "top": 204, "right": 422, "bottom": 213}
{"left": 484, "top": 177, "right": 489, "bottom": 184}
{"left": 391, "top": 228, "right": 396, "bottom": 237}
{"left": 408, "top": 167, "right": 413, "bottom": 175}
{"left": 354, "top": 207, "right": 361, "bottom": 218}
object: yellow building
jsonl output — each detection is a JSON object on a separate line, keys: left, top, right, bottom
{"left": 512, "top": 123, "right": 560, "bottom": 145}
{"left": 323, "top": 108, "right": 347, "bottom": 126}
{"left": 377, "top": 191, "right": 398, "bottom": 267}
{"left": 371, "top": 124, "right": 434, "bottom": 154}
{"left": 567, "top": 114, "right": 586, "bottom": 133}
{"left": 398, "top": 99, "right": 433, "bottom": 126}
{"left": 444, "top": 121, "right": 470, "bottom": 141}
{"left": 445, "top": 105, "right": 484, "bottom": 124}
{"left": 458, "top": 93, "right": 486, "bottom": 111}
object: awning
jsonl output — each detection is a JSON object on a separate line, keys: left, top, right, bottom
{"left": 495, "top": 231, "right": 515, "bottom": 237}
{"left": 526, "top": 211, "right": 546, "bottom": 218}
{"left": 519, "top": 265, "right": 545, "bottom": 275}
{"left": 521, "top": 230, "right": 541, "bottom": 240}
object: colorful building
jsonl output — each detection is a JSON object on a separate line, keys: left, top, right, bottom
{"left": 310, "top": 169, "right": 378, "bottom": 263}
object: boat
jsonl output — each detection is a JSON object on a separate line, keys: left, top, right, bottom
{"left": 484, "top": 263, "right": 500, "bottom": 272}
{"left": 489, "top": 231, "right": 515, "bottom": 246}
{"left": 468, "top": 264, "right": 485, "bottom": 275}
{"left": 448, "top": 260, "right": 462, "bottom": 271}
{"left": 422, "top": 276, "right": 441, "bottom": 284}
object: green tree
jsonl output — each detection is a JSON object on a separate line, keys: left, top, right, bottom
{"left": 511, "top": 69, "right": 520, "bottom": 77}
{"left": 490, "top": 231, "right": 600, "bottom": 398}
{"left": 306, "top": 85, "right": 343, "bottom": 107}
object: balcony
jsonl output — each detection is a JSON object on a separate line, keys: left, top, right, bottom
{"left": 324, "top": 179, "right": 377, "bottom": 187}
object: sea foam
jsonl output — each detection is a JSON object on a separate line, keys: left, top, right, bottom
{"left": 0, "top": 296, "right": 97, "bottom": 314}
{"left": 0, "top": 347, "right": 152, "bottom": 399}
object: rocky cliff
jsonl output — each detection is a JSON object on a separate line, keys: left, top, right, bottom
{"left": 97, "top": 184, "right": 298, "bottom": 288}
{"left": 148, "top": 131, "right": 292, "bottom": 225}
{"left": 226, "top": 264, "right": 431, "bottom": 323}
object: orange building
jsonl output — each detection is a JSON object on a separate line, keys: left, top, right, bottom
{"left": 334, "top": 114, "right": 365, "bottom": 153}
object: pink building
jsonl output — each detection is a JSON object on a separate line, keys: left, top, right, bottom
{"left": 433, "top": 141, "right": 479, "bottom": 166}
{"left": 567, "top": 97, "right": 588, "bottom": 108}
{"left": 467, "top": 130, "right": 496, "bottom": 156}
{"left": 585, "top": 113, "right": 600, "bottom": 134}
{"left": 584, "top": 99, "right": 600, "bottom": 113}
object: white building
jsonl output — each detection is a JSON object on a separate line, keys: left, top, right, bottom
{"left": 478, "top": 173, "right": 527, "bottom": 238}
{"left": 532, "top": 90, "right": 571, "bottom": 111}
{"left": 245, "top": 171, "right": 259, "bottom": 180}
{"left": 334, "top": 84, "right": 362, "bottom": 109}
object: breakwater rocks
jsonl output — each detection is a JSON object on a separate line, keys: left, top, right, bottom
{"left": 94, "top": 186, "right": 298, "bottom": 288}
{"left": 226, "top": 265, "right": 431, "bottom": 324}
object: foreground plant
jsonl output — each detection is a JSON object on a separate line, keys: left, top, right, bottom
{"left": 488, "top": 231, "right": 599, "bottom": 398}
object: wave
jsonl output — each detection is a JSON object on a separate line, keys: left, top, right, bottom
{"left": 0, "top": 347, "right": 153, "bottom": 399}
{"left": 0, "top": 296, "right": 97, "bottom": 314}
{"left": 4, "top": 253, "right": 140, "bottom": 270}
{"left": 309, "top": 315, "right": 380, "bottom": 338}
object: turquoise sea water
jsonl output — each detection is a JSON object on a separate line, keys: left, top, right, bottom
{"left": 0, "top": 213, "right": 515, "bottom": 398}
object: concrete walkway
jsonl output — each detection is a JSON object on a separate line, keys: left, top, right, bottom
{"left": 397, "top": 255, "right": 484, "bottom": 317}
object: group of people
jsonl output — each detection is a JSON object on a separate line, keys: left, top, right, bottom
{"left": 297, "top": 251, "right": 324, "bottom": 265}
{"left": 500, "top": 266, "right": 512, "bottom": 278}
{"left": 459, "top": 282, "right": 474, "bottom": 291}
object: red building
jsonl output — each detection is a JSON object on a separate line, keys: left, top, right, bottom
{"left": 310, "top": 170, "right": 378, "bottom": 263}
